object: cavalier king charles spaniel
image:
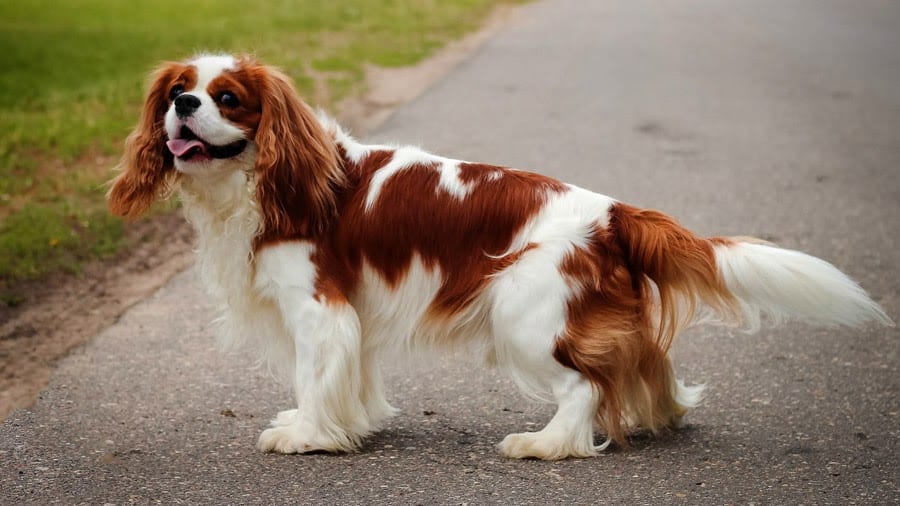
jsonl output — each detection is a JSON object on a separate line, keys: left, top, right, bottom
{"left": 108, "top": 54, "right": 891, "bottom": 460}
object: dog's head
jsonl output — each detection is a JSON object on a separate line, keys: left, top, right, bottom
{"left": 162, "top": 55, "right": 254, "bottom": 172}
{"left": 108, "top": 54, "right": 345, "bottom": 238}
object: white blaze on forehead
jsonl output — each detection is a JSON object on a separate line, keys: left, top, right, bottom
{"left": 189, "top": 54, "right": 237, "bottom": 90}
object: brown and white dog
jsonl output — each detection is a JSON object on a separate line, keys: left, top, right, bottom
{"left": 108, "top": 54, "right": 892, "bottom": 460}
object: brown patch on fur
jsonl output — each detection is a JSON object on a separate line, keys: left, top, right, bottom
{"left": 314, "top": 275, "right": 349, "bottom": 306}
{"left": 347, "top": 149, "right": 395, "bottom": 187}
{"left": 107, "top": 63, "right": 196, "bottom": 218}
{"left": 205, "top": 68, "right": 262, "bottom": 134}
{"left": 312, "top": 155, "right": 566, "bottom": 318}
{"left": 552, "top": 204, "right": 740, "bottom": 447}
{"left": 307, "top": 148, "right": 394, "bottom": 304}
{"left": 609, "top": 203, "right": 739, "bottom": 350}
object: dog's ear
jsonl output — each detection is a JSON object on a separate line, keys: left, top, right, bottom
{"left": 253, "top": 65, "right": 345, "bottom": 240}
{"left": 108, "top": 63, "right": 181, "bottom": 218}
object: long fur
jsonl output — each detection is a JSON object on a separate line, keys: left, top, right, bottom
{"left": 252, "top": 66, "right": 347, "bottom": 243}
{"left": 108, "top": 54, "right": 892, "bottom": 460}
{"left": 715, "top": 241, "right": 893, "bottom": 330}
{"left": 108, "top": 64, "right": 181, "bottom": 217}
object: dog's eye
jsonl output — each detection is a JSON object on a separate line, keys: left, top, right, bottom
{"left": 218, "top": 91, "right": 240, "bottom": 108}
{"left": 169, "top": 84, "right": 185, "bottom": 101}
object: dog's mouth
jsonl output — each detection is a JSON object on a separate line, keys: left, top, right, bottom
{"left": 166, "top": 126, "right": 248, "bottom": 162}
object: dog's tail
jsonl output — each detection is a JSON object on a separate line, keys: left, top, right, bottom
{"left": 609, "top": 202, "right": 893, "bottom": 344}
{"left": 554, "top": 202, "right": 891, "bottom": 448}
{"left": 712, "top": 239, "right": 893, "bottom": 331}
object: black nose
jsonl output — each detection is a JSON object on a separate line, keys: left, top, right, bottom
{"left": 174, "top": 94, "right": 202, "bottom": 117}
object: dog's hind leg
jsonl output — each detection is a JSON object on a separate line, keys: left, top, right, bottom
{"left": 497, "top": 364, "right": 602, "bottom": 460}
{"left": 489, "top": 243, "right": 604, "bottom": 460}
{"left": 491, "top": 313, "right": 604, "bottom": 460}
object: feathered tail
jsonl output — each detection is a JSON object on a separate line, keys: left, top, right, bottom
{"left": 611, "top": 203, "right": 892, "bottom": 341}
{"left": 713, "top": 240, "right": 893, "bottom": 330}
{"left": 553, "top": 202, "right": 892, "bottom": 448}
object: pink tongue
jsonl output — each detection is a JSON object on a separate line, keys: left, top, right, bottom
{"left": 166, "top": 139, "right": 207, "bottom": 157}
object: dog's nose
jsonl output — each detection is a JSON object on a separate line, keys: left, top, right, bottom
{"left": 174, "top": 94, "right": 202, "bottom": 117}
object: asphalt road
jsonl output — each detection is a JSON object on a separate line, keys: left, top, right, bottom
{"left": 3, "top": 0, "right": 899, "bottom": 504}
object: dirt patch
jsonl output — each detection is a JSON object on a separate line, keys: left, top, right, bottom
{"left": 0, "top": 4, "right": 521, "bottom": 421}
{"left": 0, "top": 213, "right": 194, "bottom": 420}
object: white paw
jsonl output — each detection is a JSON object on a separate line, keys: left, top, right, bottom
{"left": 257, "top": 413, "right": 363, "bottom": 454}
{"left": 257, "top": 424, "right": 332, "bottom": 454}
{"left": 498, "top": 431, "right": 598, "bottom": 460}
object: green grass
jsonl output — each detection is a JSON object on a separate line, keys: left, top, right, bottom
{"left": 0, "top": 0, "right": 521, "bottom": 283}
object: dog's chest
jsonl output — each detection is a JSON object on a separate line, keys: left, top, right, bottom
{"left": 183, "top": 193, "right": 262, "bottom": 309}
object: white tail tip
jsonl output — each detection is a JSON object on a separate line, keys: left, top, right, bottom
{"left": 715, "top": 242, "right": 893, "bottom": 331}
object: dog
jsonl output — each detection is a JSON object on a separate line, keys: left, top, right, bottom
{"left": 108, "top": 54, "right": 892, "bottom": 460}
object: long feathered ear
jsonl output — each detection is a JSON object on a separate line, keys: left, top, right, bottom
{"left": 254, "top": 66, "right": 345, "bottom": 240}
{"left": 107, "top": 63, "right": 180, "bottom": 218}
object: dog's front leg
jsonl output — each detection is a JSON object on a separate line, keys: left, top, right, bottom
{"left": 253, "top": 242, "right": 371, "bottom": 454}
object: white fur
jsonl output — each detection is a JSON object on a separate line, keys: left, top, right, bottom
{"left": 486, "top": 170, "right": 504, "bottom": 181}
{"left": 319, "top": 112, "right": 393, "bottom": 164}
{"left": 490, "top": 242, "right": 603, "bottom": 459}
{"left": 499, "top": 185, "right": 615, "bottom": 258}
{"left": 715, "top": 242, "right": 894, "bottom": 331}
{"left": 498, "top": 371, "right": 602, "bottom": 459}
{"left": 672, "top": 380, "right": 705, "bottom": 429}
{"left": 254, "top": 242, "right": 371, "bottom": 452}
{"left": 178, "top": 154, "right": 298, "bottom": 382}
{"left": 436, "top": 160, "right": 474, "bottom": 200}
{"left": 166, "top": 57, "right": 890, "bottom": 460}
{"left": 350, "top": 256, "right": 494, "bottom": 430}
{"left": 191, "top": 54, "right": 236, "bottom": 86}
{"left": 355, "top": 257, "right": 447, "bottom": 351}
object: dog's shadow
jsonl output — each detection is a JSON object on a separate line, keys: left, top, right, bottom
{"left": 355, "top": 419, "right": 707, "bottom": 459}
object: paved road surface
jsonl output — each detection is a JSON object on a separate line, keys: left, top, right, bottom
{"left": 3, "top": 0, "right": 898, "bottom": 504}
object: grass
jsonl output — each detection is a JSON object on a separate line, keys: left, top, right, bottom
{"left": 0, "top": 0, "right": 521, "bottom": 284}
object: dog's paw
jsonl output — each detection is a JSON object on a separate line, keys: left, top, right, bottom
{"left": 498, "top": 432, "right": 558, "bottom": 460}
{"left": 498, "top": 431, "right": 598, "bottom": 460}
{"left": 257, "top": 424, "right": 332, "bottom": 454}
{"left": 257, "top": 414, "right": 362, "bottom": 454}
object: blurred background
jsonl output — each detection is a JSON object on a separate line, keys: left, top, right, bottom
{"left": 0, "top": 0, "right": 521, "bottom": 287}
